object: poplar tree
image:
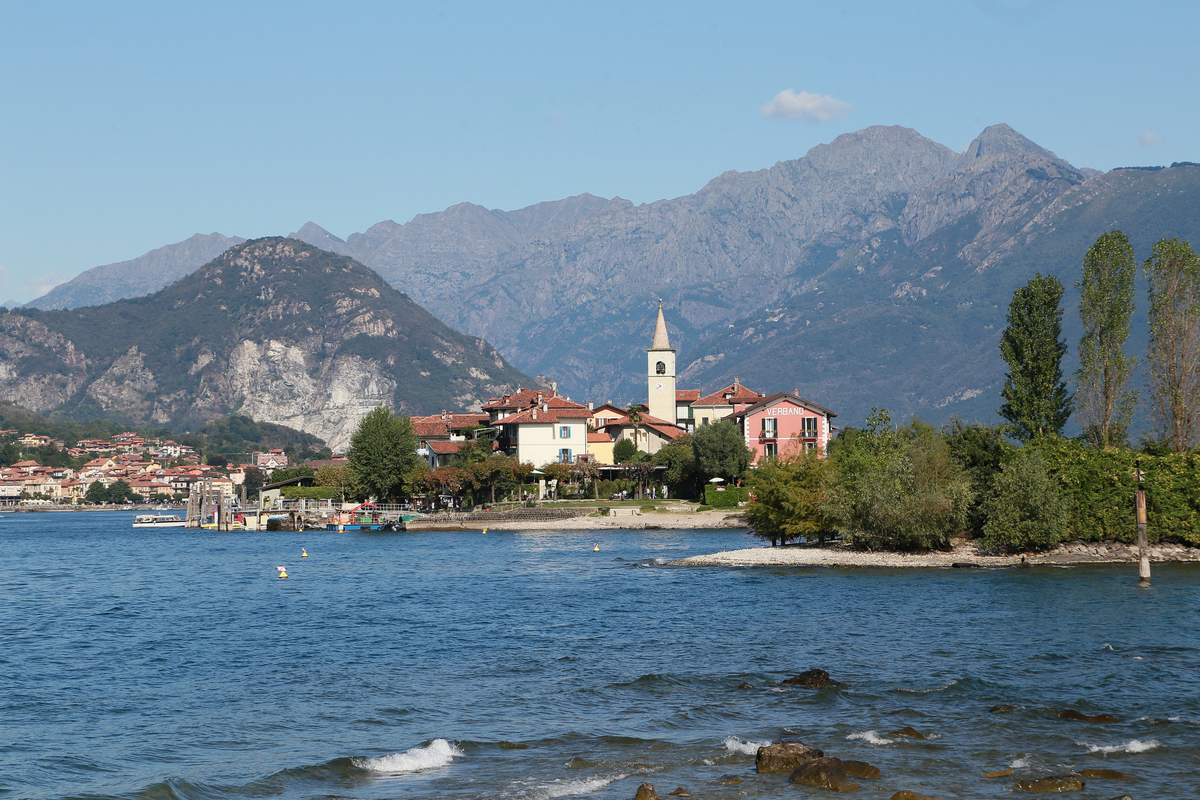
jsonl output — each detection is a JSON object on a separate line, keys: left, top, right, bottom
{"left": 999, "top": 274, "right": 1072, "bottom": 440}
{"left": 347, "top": 407, "right": 419, "bottom": 501}
{"left": 1145, "top": 238, "right": 1200, "bottom": 452}
{"left": 1077, "top": 231, "right": 1137, "bottom": 447}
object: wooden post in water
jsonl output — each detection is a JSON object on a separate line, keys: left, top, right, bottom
{"left": 1135, "top": 464, "right": 1150, "bottom": 587}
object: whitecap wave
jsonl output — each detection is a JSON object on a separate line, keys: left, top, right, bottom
{"left": 354, "top": 738, "right": 463, "bottom": 773}
{"left": 847, "top": 730, "right": 894, "bottom": 746}
{"left": 1084, "top": 738, "right": 1161, "bottom": 755}
{"left": 1009, "top": 755, "right": 1031, "bottom": 769}
{"left": 722, "top": 736, "right": 769, "bottom": 755}
{"left": 538, "top": 774, "right": 627, "bottom": 798}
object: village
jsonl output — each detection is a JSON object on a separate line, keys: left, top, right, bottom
{"left": 0, "top": 305, "right": 836, "bottom": 517}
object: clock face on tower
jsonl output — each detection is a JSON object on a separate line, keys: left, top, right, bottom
{"left": 655, "top": 383, "right": 663, "bottom": 391}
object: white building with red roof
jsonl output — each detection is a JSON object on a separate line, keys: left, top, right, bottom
{"left": 489, "top": 393, "right": 591, "bottom": 466}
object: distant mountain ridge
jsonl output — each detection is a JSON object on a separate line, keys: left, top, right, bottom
{"left": 24, "top": 125, "right": 1200, "bottom": 426}
{"left": 5, "top": 239, "right": 529, "bottom": 449}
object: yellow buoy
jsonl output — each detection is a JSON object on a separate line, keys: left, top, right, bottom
{"left": 276, "top": 565, "right": 288, "bottom": 580}
{"left": 301, "top": 547, "right": 309, "bottom": 558}
{"left": 593, "top": 543, "right": 600, "bottom": 552}
{"left": 481, "top": 527, "right": 488, "bottom": 535}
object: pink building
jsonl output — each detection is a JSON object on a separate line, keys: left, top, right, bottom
{"left": 732, "top": 393, "right": 837, "bottom": 463}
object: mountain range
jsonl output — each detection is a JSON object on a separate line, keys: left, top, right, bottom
{"left": 3, "top": 239, "right": 528, "bottom": 450}
{"left": 25, "top": 124, "right": 1200, "bottom": 427}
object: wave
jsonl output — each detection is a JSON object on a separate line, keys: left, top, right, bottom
{"left": 1009, "top": 755, "right": 1031, "bottom": 769}
{"left": 722, "top": 736, "right": 768, "bottom": 755}
{"left": 536, "top": 773, "right": 627, "bottom": 798}
{"left": 892, "top": 675, "right": 992, "bottom": 696}
{"left": 353, "top": 738, "right": 462, "bottom": 774}
{"left": 846, "top": 730, "right": 894, "bottom": 746}
{"left": 1083, "top": 738, "right": 1161, "bottom": 755}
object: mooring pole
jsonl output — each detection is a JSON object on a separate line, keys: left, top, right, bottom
{"left": 1135, "top": 463, "right": 1150, "bottom": 587}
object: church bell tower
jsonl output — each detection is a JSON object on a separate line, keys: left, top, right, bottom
{"left": 647, "top": 301, "right": 676, "bottom": 423}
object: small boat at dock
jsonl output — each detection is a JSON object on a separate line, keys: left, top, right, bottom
{"left": 132, "top": 514, "right": 186, "bottom": 528}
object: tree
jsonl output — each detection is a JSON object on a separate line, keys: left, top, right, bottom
{"left": 205, "top": 453, "right": 228, "bottom": 468}
{"left": 1077, "top": 231, "right": 1137, "bottom": 448}
{"left": 1145, "top": 238, "right": 1200, "bottom": 452}
{"left": 452, "top": 437, "right": 493, "bottom": 466}
{"left": 653, "top": 437, "right": 699, "bottom": 499}
{"left": 107, "top": 480, "right": 137, "bottom": 504}
{"left": 980, "top": 448, "right": 1068, "bottom": 553}
{"left": 691, "top": 420, "right": 751, "bottom": 481}
{"left": 944, "top": 420, "right": 1011, "bottom": 536}
{"left": 571, "top": 457, "right": 601, "bottom": 499}
{"left": 84, "top": 481, "right": 108, "bottom": 504}
{"left": 999, "top": 274, "right": 1072, "bottom": 440}
{"left": 314, "top": 464, "right": 354, "bottom": 501}
{"left": 347, "top": 407, "right": 419, "bottom": 502}
{"left": 745, "top": 452, "right": 832, "bottom": 546}
{"left": 242, "top": 466, "right": 266, "bottom": 499}
{"left": 613, "top": 437, "right": 638, "bottom": 463}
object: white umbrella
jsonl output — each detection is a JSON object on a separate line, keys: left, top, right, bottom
{"left": 708, "top": 477, "right": 725, "bottom": 483}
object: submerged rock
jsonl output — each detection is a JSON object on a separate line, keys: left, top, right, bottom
{"left": 889, "top": 725, "right": 927, "bottom": 740}
{"left": 890, "top": 792, "right": 940, "bottom": 800}
{"left": 983, "top": 768, "right": 1014, "bottom": 779}
{"left": 781, "top": 668, "right": 840, "bottom": 688}
{"left": 789, "top": 757, "right": 860, "bottom": 792}
{"left": 755, "top": 741, "right": 824, "bottom": 773}
{"left": 717, "top": 774, "right": 742, "bottom": 785}
{"left": 1076, "top": 768, "right": 1132, "bottom": 780}
{"left": 736, "top": 681, "right": 754, "bottom": 690}
{"left": 668, "top": 788, "right": 690, "bottom": 797}
{"left": 840, "top": 759, "right": 881, "bottom": 779}
{"left": 1057, "top": 709, "right": 1119, "bottom": 723}
{"left": 989, "top": 704, "right": 1017, "bottom": 713}
{"left": 1015, "top": 775, "right": 1085, "bottom": 793}
{"left": 634, "top": 783, "right": 660, "bottom": 800}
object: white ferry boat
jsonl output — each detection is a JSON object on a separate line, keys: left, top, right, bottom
{"left": 132, "top": 514, "right": 186, "bottom": 529}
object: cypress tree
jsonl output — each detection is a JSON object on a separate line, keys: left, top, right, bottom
{"left": 999, "top": 274, "right": 1072, "bottom": 440}
{"left": 1077, "top": 231, "right": 1137, "bottom": 447}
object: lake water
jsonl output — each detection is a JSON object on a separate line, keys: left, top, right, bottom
{"left": 1, "top": 511, "right": 1197, "bottom": 799}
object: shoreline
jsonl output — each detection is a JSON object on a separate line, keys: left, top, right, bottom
{"left": 407, "top": 510, "right": 746, "bottom": 531}
{"left": 673, "top": 540, "right": 1200, "bottom": 568}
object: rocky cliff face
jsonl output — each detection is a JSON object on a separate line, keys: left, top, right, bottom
{"left": 2, "top": 239, "right": 529, "bottom": 450}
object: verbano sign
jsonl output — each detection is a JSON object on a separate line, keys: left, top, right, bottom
{"left": 766, "top": 406, "right": 812, "bottom": 416}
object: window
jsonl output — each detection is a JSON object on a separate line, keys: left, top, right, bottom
{"left": 559, "top": 425, "right": 571, "bottom": 439}
{"left": 764, "top": 442, "right": 777, "bottom": 460}
{"left": 655, "top": 361, "right": 666, "bottom": 375}
{"left": 803, "top": 441, "right": 817, "bottom": 453}
{"left": 802, "top": 417, "right": 818, "bottom": 437}
{"left": 761, "top": 418, "right": 777, "bottom": 437}
{"left": 558, "top": 448, "right": 573, "bottom": 464}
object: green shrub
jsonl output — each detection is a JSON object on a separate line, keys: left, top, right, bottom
{"left": 980, "top": 448, "right": 1068, "bottom": 553}
{"left": 704, "top": 485, "right": 749, "bottom": 508}
{"left": 280, "top": 486, "right": 338, "bottom": 500}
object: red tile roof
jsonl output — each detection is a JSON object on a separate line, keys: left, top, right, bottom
{"left": 692, "top": 380, "right": 764, "bottom": 407}
{"left": 426, "top": 440, "right": 466, "bottom": 455}
{"left": 732, "top": 392, "right": 837, "bottom": 418}
{"left": 411, "top": 412, "right": 490, "bottom": 438}
{"left": 481, "top": 387, "right": 559, "bottom": 411}
{"left": 587, "top": 431, "right": 613, "bottom": 443}
{"left": 675, "top": 389, "right": 701, "bottom": 402}
{"left": 492, "top": 403, "right": 590, "bottom": 425}
{"left": 600, "top": 414, "right": 687, "bottom": 441}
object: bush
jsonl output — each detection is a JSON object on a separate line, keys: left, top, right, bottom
{"left": 280, "top": 486, "right": 338, "bottom": 500}
{"left": 704, "top": 485, "right": 748, "bottom": 508}
{"left": 745, "top": 453, "right": 833, "bottom": 545}
{"left": 980, "top": 448, "right": 1068, "bottom": 553}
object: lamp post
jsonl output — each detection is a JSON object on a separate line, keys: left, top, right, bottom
{"left": 1135, "top": 460, "right": 1150, "bottom": 587}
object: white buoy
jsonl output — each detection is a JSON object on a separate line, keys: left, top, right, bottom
{"left": 276, "top": 565, "right": 289, "bottom": 580}
{"left": 593, "top": 543, "right": 600, "bottom": 552}
{"left": 301, "top": 547, "right": 309, "bottom": 558}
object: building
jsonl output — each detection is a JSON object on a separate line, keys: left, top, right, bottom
{"left": 588, "top": 403, "right": 627, "bottom": 431}
{"left": 600, "top": 412, "right": 687, "bottom": 455}
{"left": 253, "top": 449, "right": 289, "bottom": 471}
{"left": 675, "top": 389, "right": 700, "bottom": 430}
{"left": 586, "top": 430, "right": 615, "bottom": 464}
{"left": 732, "top": 393, "right": 837, "bottom": 462}
{"left": 646, "top": 302, "right": 677, "bottom": 424}
{"left": 491, "top": 397, "right": 591, "bottom": 465}
{"left": 689, "top": 379, "right": 765, "bottom": 427}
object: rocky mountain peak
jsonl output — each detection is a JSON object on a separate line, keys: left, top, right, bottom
{"left": 961, "top": 123, "right": 1062, "bottom": 164}
{"left": 290, "top": 222, "right": 350, "bottom": 255}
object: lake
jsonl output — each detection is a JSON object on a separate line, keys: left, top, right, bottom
{"left": 1, "top": 511, "right": 1197, "bottom": 799}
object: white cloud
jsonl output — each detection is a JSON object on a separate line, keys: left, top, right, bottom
{"left": 1137, "top": 129, "right": 1162, "bottom": 147}
{"left": 761, "top": 88, "right": 851, "bottom": 122}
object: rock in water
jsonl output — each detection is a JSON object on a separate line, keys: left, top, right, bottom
{"left": 633, "top": 783, "right": 660, "bottom": 800}
{"left": 717, "top": 775, "right": 742, "bottom": 785}
{"left": 1014, "top": 775, "right": 1085, "bottom": 793}
{"left": 840, "top": 759, "right": 881, "bottom": 779}
{"left": 781, "top": 668, "right": 840, "bottom": 688}
{"left": 989, "top": 704, "right": 1017, "bottom": 713}
{"left": 1057, "top": 709, "right": 1119, "bottom": 723}
{"left": 789, "top": 757, "right": 860, "bottom": 793}
{"left": 983, "top": 768, "right": 1014, "bottom": 779}
{"left": 889, "top": 725, "right": 927, "bottom": 739}
{"left": 891, "top": 792, "right": 940, "bottom": 800}
{"left": 1076, "top": 768, "right": 1131, "bottom": 780}
{"left": 736, "top": 681, "right": 754, "bottom": 690}
{"left": 755, "top": 741, "right": 825, "bottom": 773}
{"left": 668, "top": 788, "right": 690, "bottom": 797}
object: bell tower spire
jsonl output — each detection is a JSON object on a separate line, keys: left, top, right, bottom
{"left": 646, "top": 300, "right": 677, "bottom": 424}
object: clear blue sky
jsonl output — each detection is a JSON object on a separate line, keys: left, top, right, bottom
{"left": 1, "top": 0, "right": 1196, "bottom": 303}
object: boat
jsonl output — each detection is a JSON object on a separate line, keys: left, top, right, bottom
{"left": 132, "top": 514, "right": 187, "bottom": 528}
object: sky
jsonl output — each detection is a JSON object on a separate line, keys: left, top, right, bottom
{"left": 1, "top": 0, "right": 1197, "bottom": 304}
